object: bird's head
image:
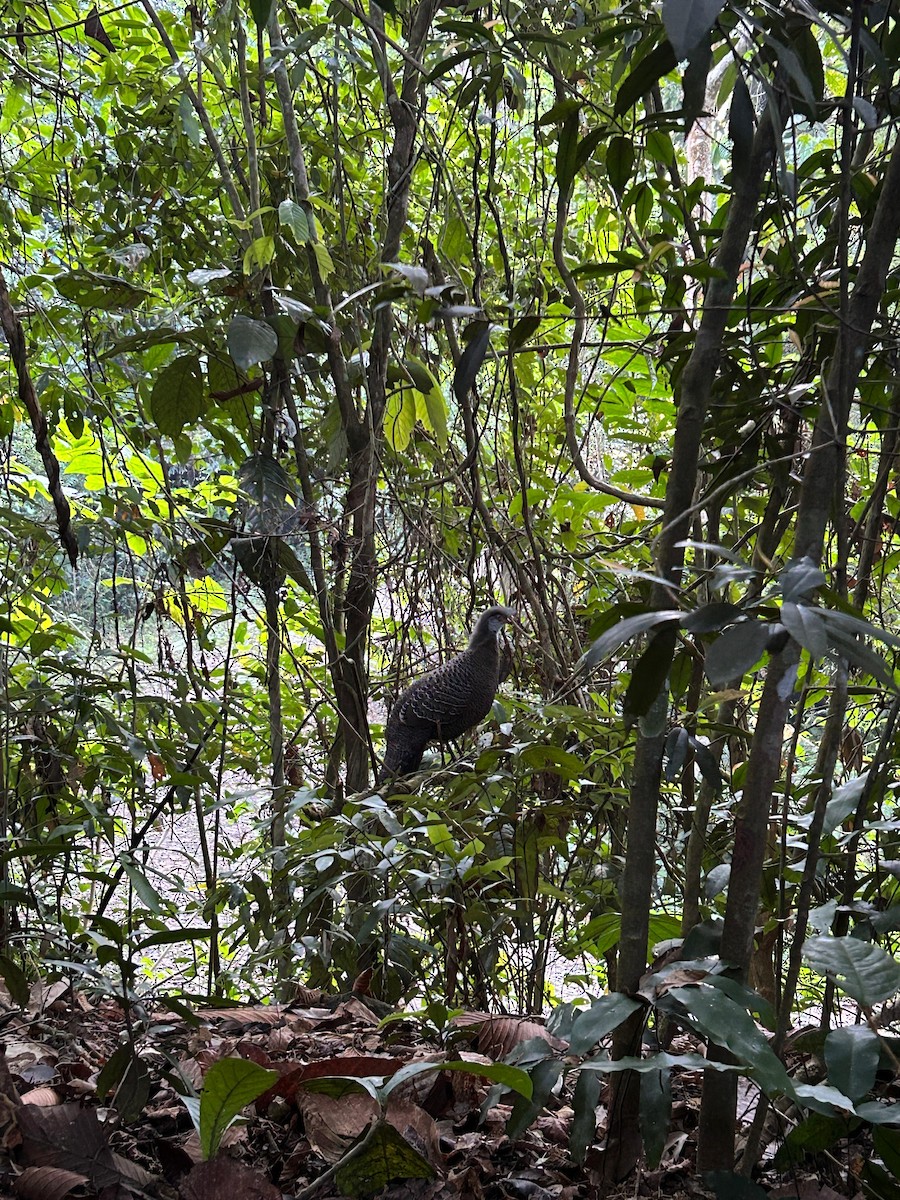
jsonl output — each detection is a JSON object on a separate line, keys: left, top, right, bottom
{"left": 469, "top": 605, "right": 517, "bottom": 646}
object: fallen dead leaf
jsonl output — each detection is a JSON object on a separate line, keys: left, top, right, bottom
{"left": 179, "top": 1156, "right": 280, "bottom": 1200}
{"left": 13, "top": 1164, "right": 88, "bottom": 1200}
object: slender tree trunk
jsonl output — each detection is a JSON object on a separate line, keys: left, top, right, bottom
{"left": 697, "top": 126, "right": 900, "bottom": 1169}
{"left": 602, "top": 99, "right": 781, "bottom": 1182}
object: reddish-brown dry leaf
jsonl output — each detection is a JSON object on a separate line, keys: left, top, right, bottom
{"left": 179, "top": 1157, "right": 280, "bottom": 1200}
{"left": 13, "top": 1164, "right": 88, "bottom": 1200}
{"left": 299, "top": 1089, "right": 379, "bottom": 1162}
{"left": 454, "top": 1014, "right": 564, "bottom": 1059}
{"left": 194, "top": 1006, "right": 286, "bottom": 1029}
{"left": 315, "top": 998, "right": 380, "bottom": 1027}
{"left": 17, "top": 1103, "right": 121, "bottom": 1190}
{"left": 385, "top": 1097, "right": 440, "bottom": 1167}
{"left": 235, "top": 1040, "right": 272, "bottom": 1067}
{"left": 20, "top": 1088, "right": 60, "bottom": 1107}
{"left": 291, "top": 984, "right": 322, "bottom": 1006}
{"left": 351, "top": 968, "right": 373, "bottom": 995}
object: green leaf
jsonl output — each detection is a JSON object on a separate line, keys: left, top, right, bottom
{"left": 614, "top": 39, "right": 678, "bottom": 116}
{"left": 624, "top": 625, "right": 677, "bottom": 717}
{"left": 335, "top": 1119, "right": 434, "bottom": 1197}
{"left": 568, "top": 993, "right": 643, "bottom": 1056}
{"left": 453, "top": 322, "right": 492, "bottom": 404}
{"left": 728, "top": 75, "right": 754, "bottom": 182}
{"left": 384, "top": 387, "right": 417, "bottom": 453}
{"left": 435, "top": 1060, "right": 533, "bottom": 1099}
{"left": 247, "top": 0, "right": 273, "bottom": 30}
{"left": 120, "top": 860, "right": 164, "bottom": 915}
{"left": 227, "top": 315, "right": 278, "bottom": 371}
{"left": 149, "top": 355, "right": 205, "bottom": 438}
{"left": 311, "top": 240, "right": 334, "bottom": 280}
{"left": 780, "top": 602, "right": 829, "bottom": 659}
{"left": 570, "top": 1068, "right": 601, "bottom": 1163}
{"left": 665, "top": 986, "right": 790, "bottom": 1095}
{"left": 507, "top": 1057, "right": 563, "bottom": 1140}
{"left": 96, "top": 1044, "right": 151, "bottom": 1123}
{"left": 199, "top": 1057, "right": 278, "bottom": 1161}
{"left": 703, "top": 1171, "right": 769, "bottom": 1200}
{"left": 606, "top": 135, "right": 635, "bottom": 196}
{"left": 704, "top": 621, "right": 770, "bottom": 688}
{"left": 580, "top": 610, "right": 682, "bottom": 671}
{"left": 682, "top": 602, "right": 744, "bottom": 634}
{"left": 0, "top": 954, "right": 29, "bottom": 1007}
{"left": 825, "top": 1026, "right": 880, "bottom": 1103}
{"left": 242, "top": 235, "right": 275, "bottom": 275}
{"left": 421, "top": 386, "right": 448, "bottom": 448}
{"left": 804, "top": 937, "right": 900, "bottom": 1007}
{"left": 662, "top": 0, "right": 726, "bottom": 60}
{"left": 55, "top": 269, "right": 151, "bottom": 311}
{"left": 555, "top": 110, "right": 581, "bottom": 198}
{"left": 640, "top": 1068, "right": 670, "bottom": 1168}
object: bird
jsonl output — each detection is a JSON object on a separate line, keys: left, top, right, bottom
{"left": 378, "top": 606, "right": 515, "bottom": 782}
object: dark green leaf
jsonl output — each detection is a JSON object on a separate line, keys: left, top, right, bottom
{"left": 683, "top": 35, "right": 712, "bottom": 133}
{"left": 682, "top": 602, "right": 744, "bottom": 634}
{"left": 570, "top": 1068, "right": 601, "bottom": 1164}
{"left": 580, "top": 610, "right": 682, "bottom": 671}
{"left": 555, "top": 111, "right": 581, "bottom": 198}
{"left": 664, "top": 726, "right": 690, "bottom": 781}
{"left": 335, "top": 1119, "right": 434, "bottom": 1197}
{"left": 780, "top": 602, "right": 829, "bottom": 659}
{"left": 149, "top": 354, "right": 205, "bottom": 438}
{"left": 247, "top": 0, "right": 273, "bottom": 29}
{"left": 781, "top": 557, "right": 826, "bottom": 603}
{"left": 728, "top": 75, "right": 754, "bottom": 183}
{"left": 227, "top": 315, "right": 279, "bottom": 371}
{"left": 703, "top": 1171, "right": 769, "bottom": 1200}
{"left": 606, "top": 135, "right": 635, "bottom": 196}
{"left": 507, "top": 1057, "right": 563, "bottom": 1140}
{"left": 55, "top": 269, "right": 151, "bottom": 311}
{"left": 773, "top": 1112, "right": 847, "bottom": 1168}
{"left": 614, "top": 39, "right": 678, "bottom": 116}
{"left": 453, "top": 322, "right": 492, "bottom": 404}
{"left": 624, "top": 625, "right": 676, "bottom": 717}
{"left": 825, "top": 1025, "right": 880, "bottom": 1102}
{"left": 704, "top": 621, "right": 770, "bottom": 687}
{"left": 690, "top": 737, "right": 723, "bottom": 790}
{"left": 0, "top": 954, "right": 29, "bottom": 1007}
{"left": 662, "top": 0, "right": 725, "bottom": 60}
{"left": 666, "top": 986, "right": 790, "bottom": 1095}
{"left": 568, "top": 994, "right": 643, "bottom": 1056}
{"left": 509, "top": 314, "right": 542, "bottom": 349}
{"left": 640, "top": 1069, "right": 670, "bottom": 1168}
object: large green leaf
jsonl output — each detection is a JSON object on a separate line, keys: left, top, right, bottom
{"left": 55, "top": 269, "right": 151, "bottom": 311}
{"left": 704, "top": 621, "right": 770, "bottom": 687}
{"left": 661, "top": 0, "right": 726, "bottom": 60}
{"left": 149, "top": 355, "right": 205, "bottom": 438}
{"left": 198, "top": 1057, "right": 278, "bottom": 1161}
{"left": 665, "top": 986, "right": 790, "bottom": 1096}
{"left": 804, "top": 937, "right": 900, "bottom": 1006}
{"left": 824, "top": 1026, "right": 880, "bottom": 1103}
{"left": 568, "top": 994, "right": 643, "bottom": 1056}
{"left": 335, "top": 1120, "right": 434, "bottom": 1197}
{"left": 227, "top": 315, "right": 279, "bottom": 371}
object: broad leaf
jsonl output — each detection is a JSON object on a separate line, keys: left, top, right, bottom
{"left": 662, "top": 0, "right": 726, "bottom": 60}
{"left": 198, "top": 1057, "right": 278, "bottom": 1161}
{"left": 149, "top": 355, "right": 205, "bottom": 438}
{"left": 824, "top": 1025, "right": 880, "bottom": 1102}
{"left": 580, "top": 610, "right": 681, "bottom": 670}
{"left": 453, "top": 322, "right": 493, "bottom": 403}
{"left": 704, "top": 621, "right": 770, "bottom": 687}
{"left": 227, "top": 316, "right": 278, "bottom": 371}
{"left": 568, "top": 993, "right": 643, "bottom": 1056}
{"left": 804, "top": 937, "right": 900, "bottom": 1006}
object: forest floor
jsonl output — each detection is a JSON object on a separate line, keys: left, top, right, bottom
{"left": 0, "top": 977, "right": 872, "bottom": 1200}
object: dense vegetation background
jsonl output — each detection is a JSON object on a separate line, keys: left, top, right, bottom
{"left": 4, "top": 0, "right": 900, "bottom": 1188}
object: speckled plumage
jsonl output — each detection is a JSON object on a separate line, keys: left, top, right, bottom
{"left": 379, "top": 606, "right": 515, "bottom": 781}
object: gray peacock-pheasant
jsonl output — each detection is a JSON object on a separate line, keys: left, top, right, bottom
{"left": 378, "top": 606, "right": 515, "bottom": 782}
